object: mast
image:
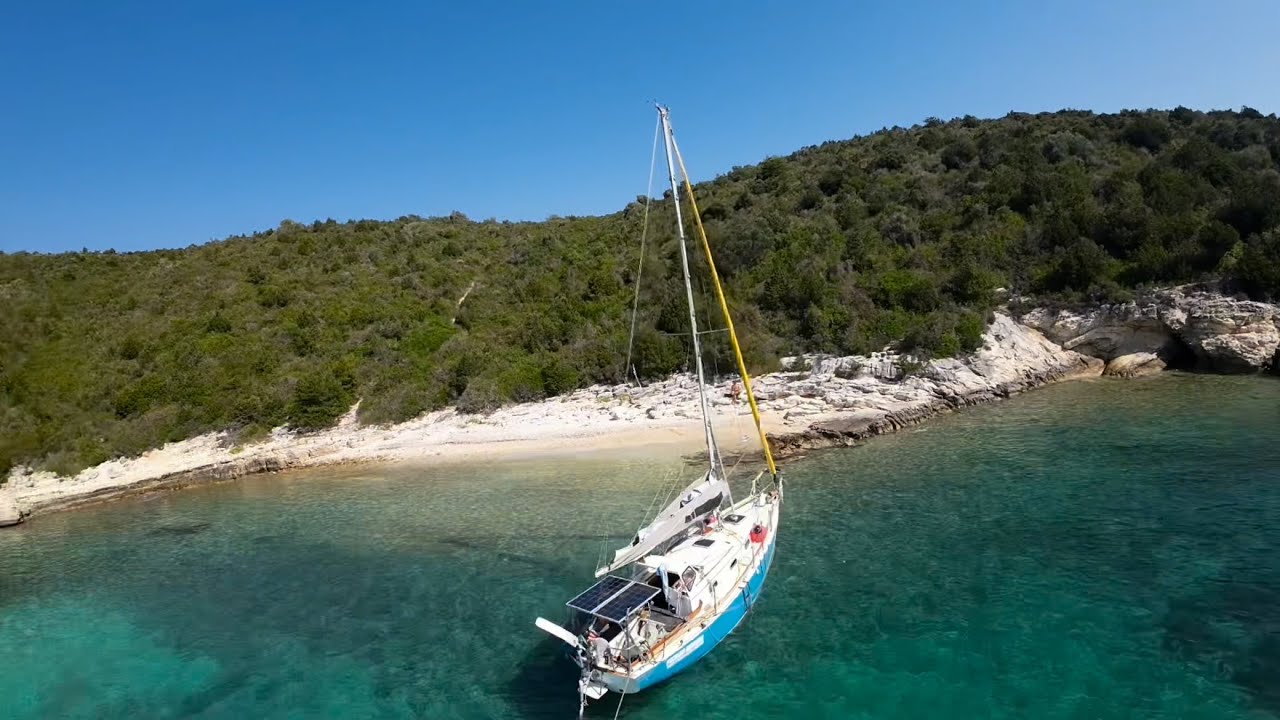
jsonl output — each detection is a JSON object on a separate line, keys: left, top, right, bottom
{"left": 667, "top": 114, "right": 780, "bottom": 482}
{"left": 657, "top": 105, "right": 721, "bottom": 478}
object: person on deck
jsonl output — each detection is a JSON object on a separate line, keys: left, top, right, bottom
{"left": 588, "top": 629, "right": 610, "bottom": 666}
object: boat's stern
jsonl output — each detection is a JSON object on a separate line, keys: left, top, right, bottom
{"left": 578, "top": 671, "right": 609, "bottom": 700}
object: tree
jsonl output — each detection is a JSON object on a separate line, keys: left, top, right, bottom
{"left": 940, "top": 137, "right": 978, "bottom": 170}
{"left": 1232, "top": 228, "right": 1280, "bottom": 299}
{"left": 288, "top": 371, "right": 352, "bottom": 430}
{"left": 4, "top": 108, "right": 1280, "bottom": 474}
{"left": 1037, "top": 238, "right": 1112, "bottom": 294}
{"left": 1121, "top": 116, "right": 1172, "bottom": 151}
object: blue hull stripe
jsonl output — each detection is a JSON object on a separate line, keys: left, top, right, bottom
{"left": 623, "top": 531, "right": 777, "bottom": 692}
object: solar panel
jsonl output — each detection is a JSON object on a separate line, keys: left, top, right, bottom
{"left": 594, "top": 584, "right": 661, "bottom": 623}
{"left": 566, "top": 576, "right": 661, "bottom": 622}
{"left": 566, "top": 576, "right": 629, "bottom": 614}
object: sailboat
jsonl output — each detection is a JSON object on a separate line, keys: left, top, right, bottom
{"left": 534, "top": 105, "right": 784, "bottom": 714}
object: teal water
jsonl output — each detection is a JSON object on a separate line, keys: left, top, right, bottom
{"left": 2, "top": 373, "right": 1278, "bottom": 719}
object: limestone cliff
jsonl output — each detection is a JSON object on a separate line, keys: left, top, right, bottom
{"left": 765, "top": 314, "right": 1103, "bottom": 455}
{"left": 1021, "top": 287, "right": 1280, "bottom": 375}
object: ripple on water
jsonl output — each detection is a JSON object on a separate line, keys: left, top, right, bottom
{"left": 0, "top": 373, "right": 1277, "bottom": 719}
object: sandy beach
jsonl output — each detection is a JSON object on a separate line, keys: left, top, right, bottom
{"left": 0, "top": 313, "right": 1102, "bottom": 523}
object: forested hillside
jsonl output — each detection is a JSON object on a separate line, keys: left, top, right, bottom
{"left": 3, "top": 107, "right": 1279, "bottom": 475}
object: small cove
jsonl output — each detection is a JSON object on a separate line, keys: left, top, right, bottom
{"left": 2, "top": 373, "right": 1278, "bottom": 719}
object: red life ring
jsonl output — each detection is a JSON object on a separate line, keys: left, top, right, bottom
{"left": 749, "top": 524, "right": 767, "bottom": 544}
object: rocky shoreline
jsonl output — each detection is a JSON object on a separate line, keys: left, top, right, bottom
{"left": 1020, "top": 286, "right": 1280, "bottom": 376}
{"left": 756, "top": 313, "right": 1104, "bottom": 456}
{"left": 770, "top": 353, "right": 1100, "bottom": 457}
{"left": 2, "top": 289, "right": 1276, "bottom": 527}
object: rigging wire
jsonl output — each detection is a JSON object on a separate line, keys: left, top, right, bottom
{"left": 667, "top": 116, "right": 779, "bottom": 481}
{"left": 623, "top": 116, "right": 662, "bottom": 386}
{"left": 652, "top": 328, "right": 729, "bottom": 337}
{"left": 595, "top": 528, "right": 609, "bottom": 575}
{"left": 639, "top": 466, "right": 679, "bottom": 533}
{"left": 650, "top": 465, "right": 685, "bottom": 531}
{"left": 680, "top": 184, "right": 732, "bottom": 481}
{"left": 674, "top": 162, "right": 730, "bottom": 481}
{"left": 611, "top": 688, "right": 627, "bottom": 720}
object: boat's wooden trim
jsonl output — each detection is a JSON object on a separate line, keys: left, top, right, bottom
{"left": 636, "top": 604, "right": 705, "bottom": 664}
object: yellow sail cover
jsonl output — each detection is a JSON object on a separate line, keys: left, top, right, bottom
{"left": 666, "top": 133, "right": 779, "bottom": 479}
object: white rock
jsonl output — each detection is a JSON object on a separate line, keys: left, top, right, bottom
{"left": 1103, "top": 352, "right": 1166, "bottom": 378}
{"left": 1020, "top": 287, "right": 1280, "bottom": 373}
{"left": 1198, "top": 329, "right": 1280, "bottom": 373}
{"left": 0, "top": 491, "right": 21, "bottom": 527}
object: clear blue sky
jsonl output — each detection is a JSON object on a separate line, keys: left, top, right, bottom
{"left": 2, "top": 0, "right": 1278, "bottom": 253}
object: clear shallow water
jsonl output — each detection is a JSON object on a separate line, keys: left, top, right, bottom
{"left": 2, "top": 373, "right": 1278, "bottom": 719}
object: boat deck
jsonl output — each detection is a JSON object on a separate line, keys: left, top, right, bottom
{"left": 616, "top": 493, "right": 778, "bottom": 675}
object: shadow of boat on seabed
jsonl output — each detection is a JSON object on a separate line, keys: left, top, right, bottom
{"left": 1161, "top": 581, "right": 1280, "bottom": 717}
{"left": 505, "top": 636, "right": 668, "bottom": 718}
{"left": 430, "top": 534, "right": 630, "bottom": 572}
{"left": 504, "top": 638, "right": 582, "bottom": 718}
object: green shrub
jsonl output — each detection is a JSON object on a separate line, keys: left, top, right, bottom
{"left": 3, "top": 108, "right": 1280, "bottom": 472}
{"left": 113, "top": 375, "right": 168, "bottom": 418}
{"left": 288, "top": 371, "right": 351, "bottom": 430}
{"left": 1233, "top": 228, "right": 1280, "bottom": 300}
{"left": 204, "top": 312, "right": 232, "bottom": 334}
{"left": 540, "top": 356, "right": 581, "bottom": 396}
{"left": 456, "top": 378, "right": 500, "bottom": 414}
{"left": 630, "top": 328, "right": 685, "bottom": 380}
{"left": 496, "top": 359, "right": 545, "bottom": 403}
{"left": 956, "top": 311, "right": 985, "bottom": 352}
{"left": 403, "top": 318, "right": 455, "bottom": 358}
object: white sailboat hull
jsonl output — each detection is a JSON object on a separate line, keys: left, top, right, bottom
{"left": 588, "top": 492, "right": 780, "bottom": 695}
{"left": 534, "top": 103, "right": 787, "bottom": 710}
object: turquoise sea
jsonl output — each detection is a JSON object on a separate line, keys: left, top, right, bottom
{"left": 2, "top": 373, "right": 1278, "bottom": 719}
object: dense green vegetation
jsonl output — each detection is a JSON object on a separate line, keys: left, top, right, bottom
{"left": 3, "top": 107, "right": 1280, "bottom": 476}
